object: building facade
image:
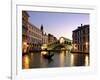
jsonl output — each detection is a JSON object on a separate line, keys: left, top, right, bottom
{"left": 22, "top": 11, "right": 29, "bottom": 53}
{"left": 40, "top": 25, "right": 48, "bottom": 44}
{"left": 72, "top": 24, "right": 89, "bottom": 53}
{"left": 48, "top": 34, "right": 57, "bottom": 43}
{"left": 27, "top": 23, "right": 42, "bottom": 51}
{"left": 22, "top": 11, "right": 43, "bottom": 52}
{"left": 22, "top": 11, "right": 57, "bottom": 53}
{"left": 42, "top": 33, "right": 48, "bottom": 44}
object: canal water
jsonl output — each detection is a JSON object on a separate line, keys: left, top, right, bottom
{"left": 22, "top": 51, "right": 89, "bottom": 69}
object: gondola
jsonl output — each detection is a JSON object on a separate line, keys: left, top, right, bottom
{"left": 43, "top": 53, "right": 54, "bottom": 59}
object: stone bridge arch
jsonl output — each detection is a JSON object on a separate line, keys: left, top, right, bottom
{"left": 47, "top": 37, "right": 72, "bottom": 51}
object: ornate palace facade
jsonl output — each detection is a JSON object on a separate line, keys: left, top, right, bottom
{"left": 72, "top": 24, "right": 89, "bottom": 53}
{"left": 22, "top": 11, "right": 57, "bottom": 53}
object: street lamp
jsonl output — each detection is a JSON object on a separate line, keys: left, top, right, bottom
{"left": 85, "top": 42, "right": 88, "bottom": 46}
{"left": 23, "top": 41, "right": 29, "bottom": 53}
{"left": 85, "top": 42, "right": 88, "bottom": 52}
{"left": 73, "top": 44, "right": 77, "bottom": 52}
{"left": 23, "top": 42, "right": 27, "bottom": 46}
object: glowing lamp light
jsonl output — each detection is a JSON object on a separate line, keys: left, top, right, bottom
{"left": 23, "top": 42, "right": 27, "bottom": 46}
{"left": 73, "top": 44, "right": 77, "bottom": 49}
{"left": 23, "top": 41, "right": 29, "bottom": 53}
{"left": 41, "top": 44, "right": 47, "bottom": 50}
{"left": 41, "top": 51, "right": 47, "bottom": 55}
{"left": 85, "top": 42, "right": 88, "bottom": 46}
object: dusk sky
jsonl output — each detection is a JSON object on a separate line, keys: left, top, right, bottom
{"left": 27, "top": 11, "right": 89, "bottom": 40}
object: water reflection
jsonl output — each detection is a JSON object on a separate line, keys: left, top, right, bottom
{"left": 71, "top": 54, "right": 74, "bottom": 66}
{"left": 71, "top": 53, "right": 89, "bottom": 66}
{"left": 85, "top": 55, "right": 89, "bottom": 66}
{"left": 22, "top": 51, "right": 89, "bottom": 69}
{"left": 22, "top": 55, "right": 30, "bottom": 69}
{"left": 59, "top": 51, "right": 64, "bottom": 67}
